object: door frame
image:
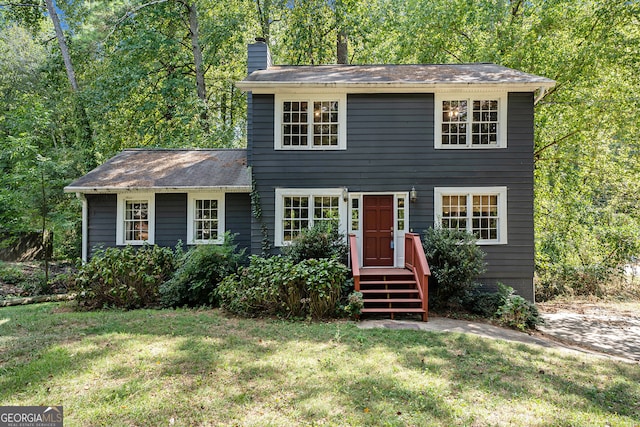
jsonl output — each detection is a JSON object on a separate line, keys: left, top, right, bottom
{"left": 348, "top": 191, "right": 410, "bottom": 268}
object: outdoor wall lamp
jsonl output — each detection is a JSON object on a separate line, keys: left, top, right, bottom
{"left": 410, "top": 186, "right": 418, "bottom": 203}
{"left": 342, "top": 187, "right": 349, "bottom": 202}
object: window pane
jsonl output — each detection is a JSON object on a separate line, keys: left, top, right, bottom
{"left": 194, "top": 199, "right": 219, "bottom": 241}
{"left": 471, "top": 194, "right": 499, "bottom": 240}
{"left": 351, "top": 198, "right": 359, "bottom": 231}
{"left": 441, "top": 195, "right": 467, "bottom": 230}
{"left": 312, "top": 101, "right": 339, "bottom": 146}
{"left": 283, "top": 196, "right": 310, "bottom": 241}
{"left": 124, "top": 200, "right": 149, "bottom": 242}
{"left": 471, "top": 99, "right": 499, "bottom": 146}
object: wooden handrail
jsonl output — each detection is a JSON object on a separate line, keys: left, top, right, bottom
{"left": 404, "top": 233, "right": 430, "bottom": 321}
{"left": 348, "top": 234, "right": 361, "bottom": 292}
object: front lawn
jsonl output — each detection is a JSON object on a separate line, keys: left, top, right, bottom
{"left": 1, "top": 303, "right": 639, "bottom": 426}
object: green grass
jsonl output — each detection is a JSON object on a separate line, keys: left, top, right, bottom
{"left": 1, "top": 303, "right": 639, "bottom": 426}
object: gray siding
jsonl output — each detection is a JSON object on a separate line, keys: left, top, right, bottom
{"left": 155, "top": 193, "right": 187, "bottom": 247}
{"left": 225, "top": 193, "right": 251, "bottom": 253}
{"left": 250, "top": 92, "right": 535, "bottom": 299}
{"left": 87, "top": 194, "right": 117, "bottom": 255}
{"left": 86, "top": 192, "right": 252, "bottom": 258}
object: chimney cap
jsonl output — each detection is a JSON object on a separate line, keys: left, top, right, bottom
{"left": 255, "top": 37, "right": 267, "bottom": 43}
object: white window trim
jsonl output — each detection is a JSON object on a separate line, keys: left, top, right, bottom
{"left": 116, "top": 193, "right": 155, "bottom": 245}
{"left": 187, "top": 192, "right": 225, "bottom": 245}
{"left": 274, "top": 94, "right": 347, "bottom": 150}
{"left": 434, "top": 186, "right": 508, "bottom": 245}
{"left": 434, "top": 93, "right": 507, "bottom": 149}
{"left": 274, "top": 188, "right": 348, "bottom": 247}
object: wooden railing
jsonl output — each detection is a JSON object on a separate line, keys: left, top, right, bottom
{"left": 348, "top": 234, "right": 361, "bottom": 292}
{"left": 404, "top": 233, "right": 431, "bottom": 320}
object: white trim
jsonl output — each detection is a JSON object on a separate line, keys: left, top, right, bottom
{"left": 78, "top": 193, "right": 88, "bottom": 262}
{"left": 348, "top": 192, "right": 410, "bottom": 267}
{"left": 116, "top": 193, "right": 155, "bottom": 245}
{"left": 64, "top": 185, "right": 251, "bottom": 194}
{"left": 274, "top": 188, "right": 348, "bottom": 247}
{"left": 274, "top": 94, "right": 347, "bottom": 150}
{"left": 187, "top": 192, "right": 225, "bottom": 245}
{"left": 435, "top": 93, "right": 507, "bottom": 149}
{"left": 434, "top": 186, "right": 508, "bottom": 245}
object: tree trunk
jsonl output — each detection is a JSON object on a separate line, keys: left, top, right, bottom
{"left": 185, "top": 1, "right": 208, "bottom": 121}
{"left": 44, "top": 0, "right": 79, "bottom": 92}
{"left": 337, "top": 28, "right": 348, "bottom": 64}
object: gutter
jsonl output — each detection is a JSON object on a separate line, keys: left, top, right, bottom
{"left": 64, "top": 185, "right": 253, "bottom": 194}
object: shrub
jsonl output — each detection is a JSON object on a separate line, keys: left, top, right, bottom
{"left": 160, "top": 234, "right": 245, "bottom": 308}
{"left": 464, "top": 282, "right": 513, "bottom": 318}
{"left": 422, "top": 227, "right": 486, "bottom": 309}
{"left": 283, "top": 222, "right": 347, "bottom": 263}
{"left": 496, "top": 290, "right": 542, "bottom": 331}
{"left": 343, "top": 291, "right": 364, "bottom": 319}
{"left": 73, "top": 245, "right": 177, "bottom": 310}
{"left": 0, "top": 263, "right": 25, "bottom": 285}
{"left": 217, "top": 255, "right": 348, "bottom": 319}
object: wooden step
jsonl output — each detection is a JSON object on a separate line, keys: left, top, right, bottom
{"left": 361, "top": 308, "right": 426, "bottom": 313}
{"left": 361, "top": 288, "right": 419, "bottom": 294}
{"left": 360, "top": 280, "right": 417, "bottom": 286}
{"left": 363, "top": 298, "right": 422, "bottom": 303}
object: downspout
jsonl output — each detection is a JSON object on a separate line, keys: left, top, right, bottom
{"left": 77, "top": 193, "right": 88, "bottom": 262}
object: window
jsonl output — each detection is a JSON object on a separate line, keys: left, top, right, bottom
{"left": 435, "top": 94, "right": 506, "bottom": 148}
{"left": 116, "top": 193, "right": 155, "bottom": 245}
{"left": 275, "top": 188, "right": 346, "bottom": 246}
{"left": 187, "top": 193, "right": 224, "bottom": 244}
{"left": 434, "top": 187, "right": 507, "bottom": 244}
{"left": 275, "top": 95, "right": 347, "bottom": 150}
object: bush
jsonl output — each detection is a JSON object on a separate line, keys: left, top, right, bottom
{"left": 0, "top": 263, "right": 25, "bottom": 285}
{"left": 283, "top": 222, "right": 347, "bottom": 263}
{"left": 73, "top": 245, "right": 177, "bottom": 310}
{"left": 464, "top": 283, "right": 541, "bottom": 331}
{"left": 160, "top": 235, "right": 245, "bottom": 308}
{"left": 217, "top": 255, "right": 349, "bottom": 319}
{"left": 343, "top": 291, "right": 364, "bottom": 319}
{"left": 535, "top": 264, "right": 612, "bottom": 301}
{"left": 464, "top": 283, "right": 513, "bottom": 318}
{"left": 496, "top": 290, "right": 542, "bottom": 331}
{"left": 422, "top": 227, "right": 486, "bottom": 309}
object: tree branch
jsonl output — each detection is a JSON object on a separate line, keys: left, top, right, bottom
{"left": 104, "top": 0, "right": 169, "bottom": 42}
{"left": 533, "top": 130, "right": 581, "bottom": 161}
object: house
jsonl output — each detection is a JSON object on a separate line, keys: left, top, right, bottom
{"left": 65, "top": 40, "right": 555, "bottom": 310}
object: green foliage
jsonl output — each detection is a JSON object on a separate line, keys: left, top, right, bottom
{"left": 160, "top": 235, "right": 245, "bottom": 308}
{"left": 464, "top": 283, "right": 541, "bottom": 331}
{"left": 282, "top": 221, "right": 347, "bottom": 263}
{"left": 422, "top": 228, "right": 486, "bottom": 309}
{"left": 0, "top": 263, "right": 26, "bottom": 285}
{"left": 217, "top": 255, "right": 349, "bottom": 319}
{"left": 495, "top": 290, "right": 542, "bottom": 332}
{"left": 343, "top": 291, "right": 364, "bottom": 319}
{"left": 73, "top": 245, "right": 177, "bottom": 310}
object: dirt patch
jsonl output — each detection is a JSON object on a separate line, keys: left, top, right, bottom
{"left": 0, "top": 261, "right": 76, "bottom": 298}
{"left": 538, "top": 299, "right": 640, "bottom": 318}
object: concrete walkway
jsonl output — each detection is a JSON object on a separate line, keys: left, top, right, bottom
{"left": 358, "top": 314, "right": 640, "bottom": 363}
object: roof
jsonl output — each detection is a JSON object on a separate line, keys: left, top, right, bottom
{"left": 236, "top": 63, "right": 555, "bottom": 93}
{"left": 64, "top": 149, "right": 251, "bottom": 194}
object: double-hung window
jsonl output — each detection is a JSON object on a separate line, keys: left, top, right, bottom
{"left": 274, "top": 95, "right": 347, "bottom": 150}
{"left": 275, "top": 188, "right": 346, "bottom": 246}
{"left": 435, "top": 93, "right": 506, "bottom": 148}
{"left": 187, "top": 193, "right": 224, "bottom": 244}
{"left": 116, "top": 193, "right": 155, "bottom": 245}
{"left": 434, "top": 187, "right": 508, "bottom": 244}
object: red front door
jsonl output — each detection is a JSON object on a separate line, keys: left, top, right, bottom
{"left": 363, "top": 195, "right": 394, "bottom": 266}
